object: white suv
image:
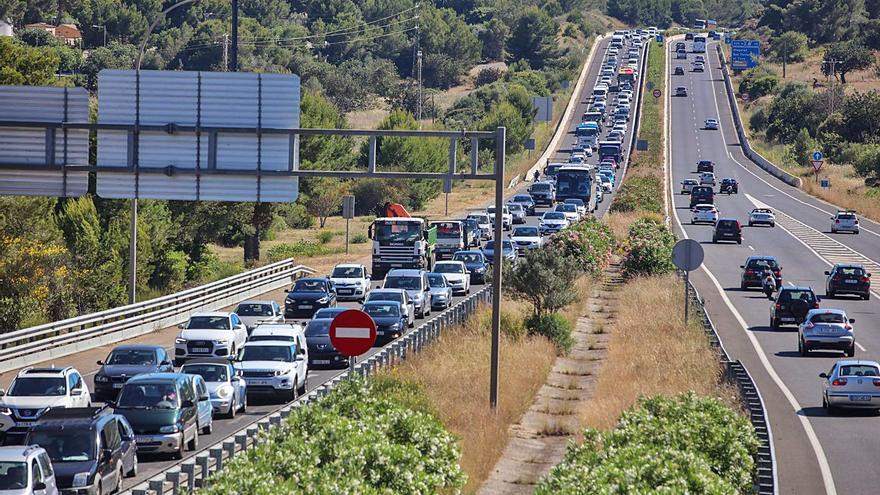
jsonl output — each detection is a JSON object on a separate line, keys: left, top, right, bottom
{"left": 0, "top": 445, "right": 59, "bottom": 494}
{"left": 175, "top": 312, "right": 248, "bottom": 366}
{"left": 329, "top": 263, "right": 371, "bottom": 302}
{"left": 486, "top": 205, "right": 513, "bottom": 231}
{"left": 234, "top": 340, "right": 308, "bottom": 401}
{"left": 831, "top": 210, "right": 859, "bottom": 234}
{"left": 0, "top": 367, "right": 91, "bottom": 439}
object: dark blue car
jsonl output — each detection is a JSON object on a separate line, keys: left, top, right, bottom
{"left": 304, "top": 319, "right": 348, "bottom": 369}
{"left": 284, "top": 278, "right": 337, "bottom": 319}
{"left": 94, "top": 344, "right": 174, "bottom": 402}
{"left": 363, "top": 301, "right": 407, "bottom": 344}
{"left": 452, "top": 250, "right": 489, "bottom": 284}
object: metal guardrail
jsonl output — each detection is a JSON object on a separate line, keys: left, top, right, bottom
{"left": 124, "top": 286, "right": 493, "bottom": 495}
{"left": 0, "top": 258, "right": 314, "bottom": 374}
{"left": 683, "top": 274, "right": 778, "bottom": 495}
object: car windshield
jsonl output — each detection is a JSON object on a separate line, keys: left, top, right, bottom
{"left": 373, "top": 221, "right": 422, "bottom": 242}
{"left": 453, "top": 253, "right": 482, "bottom": 263}
{"left": 28, "top": 430, "right": 95, "bottom": 462}
{"left": 779, "top": 290, "right": 815, "bottom": 303}
{"left": 565, "top": 199, "right": 584, "bottom": 206}
{"left": 718, "top": 220, "right": 737, "bottom": 228}
{"left": 0, "top": 462, "right": 27, "bottom": 489}
{"left": 384, "top": 276, "right": 421, "bottom": 290}
{"left": 426, "top": 275, "right": 447, "bottom": 288}
{"left": 810, "top": 313, "right": 846, "bottom": 324}
{"left": 684, "top": 180, "right": 697, "bottom": 184}
{"left": 513, "top": 195, "right": 532, "bottom": 203}
{"left": 292, "top": 280, "right": 326, "bottom": 292}
{"left": 250, "top": 335, "right": 295, "bottom": 342}
{"left": 181, "top": 364, "right": 228, "bottom": 382}
{"left": 235, "top": 303, "right": 273, "bottom": 317}
{"left": 837, "top": 267, "right": 865, "bottom": 276}
{"left": 364, "top": 303, "right": 400, "bottom": 317}
{"left": 544, "top": 212, "right": 566, "bottom": 220}
{"left": 117, "top": 382, "right": 179, "bottom": 409}
{"left": 240, "top": 345, "right": 292, "bottom": 362}
{"left": 107, "top": 349, "right": 157, "bottom": 366}
{"left": 434, "top": 264, "right": 463, "bottom": 274}
{"left": 314, "top": 308, "right": 346, "bottom": 319}
{"left": 187, "top": 316, "right": 230, "bottom": 330}
{"left": 839, "top": 365, "right": 879, "bottom": 377}
{"left": 333, "top": 265, "right": 365, "bottom": 278}
{"left": 8, "top": 377, "right": 66, "bottom": 397}
{"left": 368, "top": 292, "right": 404, "bottom": 303}
{"left": 508, "top": 204, "right": 523, "bottom": 212}
{"left": 531, "top": 183, "right": 551, "bottom": 192}
{"left": 747, "top": 259, "right": 779, "bottom": 270}
{"left": 485, "top": 241, "right": 514, "bottom": 251}
{"left": 514, "top": 227, "right": 539, "bottom": 237}
{"left": 838, "top": 213, "right": 856, "bottom": 220}
{"left": 304, "top": 321, "right": 331, "bottom": 337}
{"left": 468, "top": 214, "right": 489, "bottom": 224}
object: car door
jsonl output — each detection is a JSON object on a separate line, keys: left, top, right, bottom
{"left": 30, "top": 458, "right": 49, "bottom": 495}
{"left": 295, "top": 337, "right": 308, "bottom": 379}
{"left": 100, "top": 419, "right": 123, "bottom": 489}
{"left": 116, "top": 417, "right": 137, "bottom": 477}
{"left": 230, "top": 315, "right": 247, "bottom": 348}
{"left": 194, "top": 377, "right": 212, "bottom": 430}
{"left": 35, "top": 452, "right": 56, "bottom": 495}
{"left": 68, "top": 371, "right": 89, "bottom": 407}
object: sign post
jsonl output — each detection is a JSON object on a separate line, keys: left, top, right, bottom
{"left": 811, "top": 159, "right": 824, "bottom": 183}
{"left": 672, "top": 239, "right": 705, "bottom": 324}
{"left": 342, "top": 195, "right": 355, "bottom": 254}
{"left": 329, "top": 309, "right": 378, "bottom": 374}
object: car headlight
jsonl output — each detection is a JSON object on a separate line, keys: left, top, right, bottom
{"left": 72, "top": 472, "right": 91, "bottom": 487}
{"left": 213, "top": 339, "right": 230, "bottom": 345}
{"left": 0, "top": 407, "right": 11, "bottom": 415}
{"left": 390, "top": 323, "right": 401, "bottom": 331}
{"left": 95, "top": 375, "right": 109, "bottom": 383}
{"left": 474, "top": 266, "right": 485, "bottom": 273}
{"left": 216, "top": 384, "right": 233, "bottom": 399}
{"left": 275, "top": 369, "right": 291, "bottom": 376}
{"left": 159, "top": 424, "right": 181, "bottom": 434}
{"left": 175, "top": 337, "right": 187, "bottom": 344}
{"left": 317, "top": 297, "right": 329, "bottom": 304}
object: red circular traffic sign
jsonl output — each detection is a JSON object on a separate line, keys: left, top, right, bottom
{"left": 652, "top": 88, "right": 662, "bottom": 98}
{"left": 329, "top": 309, "right": 377, "bottom": 357}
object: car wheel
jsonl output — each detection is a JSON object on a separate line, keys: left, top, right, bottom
{"left": 96, "top": 480, "right": 103, "bottom": 495}
{"left": 740, "top": 282, "right": 747, "bottom": 290}
{"left": 799, "top": 339, "right": 808, "bottom": 356}
{"left": 737, "top": 239, "right": 742, "bottom": 245}
{"left": 712, "top": 238, "right": 717, "bottom": 243}
{"left": 187, "top": 430, "right": 198, "bottom": 451}
{"left": 827, "top": 290, "right": 835, "bottom": 298}
{"left": 126, "top": 455, "right": 138, "bottom": 478}
{"left": 831, "top": 228, "right": 837, "bottom": 234}
{"left": 173, "top": 437, "right": 185, "bottom": 459}
{"left": 202, "top": 418, "right": 212, "bottom": 435}
{"left": 748, "top": 222, "right": 753, "bottom": 227}
{"left": 863, "top": 292, "right": 870, "bottom": 301}
{"left": 297, "top": 374, "right": 307, "bottom": 396}
{"left": 409, "top": 319, "right": 414, "bottom": 328}
{"left": 847, "top": 344, "right": 856, "bottom": 357}
{"left": 240, "top": 392, "right": 247, "bottom": 413}
{"left": 771, "top": 317, "right": 779, "bottom": 330}
{"left": 114, "top": 467, "right": 122, "bottom": 494}
{"left": 226, "top": 399, "right": 236, "bottom": 419}
{"left": 770, "top": 223, "right": 775, "bottom": 227}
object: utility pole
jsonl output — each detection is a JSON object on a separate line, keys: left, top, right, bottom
{"left": 230, "top": 0, "right": 239, "bottom": 71}
{"left": 223, "top": 33, "right": 229, "bottom": 71}
{"left": 823, "top": 58, "right": 838, "bottom": 116}
{"left": 417, "top": 49, "right": 423, "bottom": 124}
{"left": 92, "top": 24, "right": 107, "bottom": 47}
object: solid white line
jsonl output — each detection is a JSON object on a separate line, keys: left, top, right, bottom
{"left": 857, "top": 343, "right": 867, "bottom": 352}
{"left": 335, "top": 327, "right": 372, "bottom": 339}
{"left": 748, "top": 245, "right": 755, "bottom": 251}
{"left": 672, "top": 48, "right": 838, "bottom": 495}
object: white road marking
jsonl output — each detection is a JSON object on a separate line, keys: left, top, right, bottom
{"left": 669, "top": 46, "right": 837, "bottom": 495}
{"left": 857, "top": 343, "right": 867, "bottom": 352}
{"left": 748, "top": 245, "right": 755, "bottom": 251}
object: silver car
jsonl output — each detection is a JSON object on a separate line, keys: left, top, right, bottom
{"left": 799, "top": 309, "right": 855, "bottom": 356}
{"left": 507, "top": 203, "right": 526, "bottom": 224}
{"left": 181, "top": 361, "right": 247, "bottom": 418}
{"left": 820, "top": 360, "right": 880, "bottom": 412}
{"left": 427, "top": 273, "right": 454, "bottom": 310}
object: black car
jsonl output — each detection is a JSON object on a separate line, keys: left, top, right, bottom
{"left": 363, "top": 301, "right": 407, "bottom": 344}
{"left": 284, "top": 277, "right": 337, "bottom": 319}
{"left": 713, "top": 218, "right": 742, "bottom": 244}
{"left": 452, "top": 250, "right": 490, "bottom": 284}
{"left": 528, "top": 182, "right": 556, "bottom": 206}
{"left": 740, "top": 256, "right": 782, "bottom": 289}
{"left": 510, "top": 194, "right": 537, "bottom": 215}
{"left": 685, "top": 32, "right": 694, "bottom": 40}
{"left": 94, "top": 345, "right": 174, "bottom": 402}
{"left": 720, "top": 178, "right": 738, "bottom": 194}
{"left": 674, "top": 66, "right": 684, "bottom": 75}
{"left": 26, "top": 407, "right": 138, "bottom": 494}
{"left": 689, "top": 186, "right": 714, "bottom": 208}
{"left": 697, "top": 160, "right": 714, "bottom": 173}
{"left": 771, "top": 287, "right": 819, "bottom": 329}
{"left": 825, "top": 264, "right": 871, "bottom": 300}
{"left": 304, "top": 319, "right": 348, "bottom": 369}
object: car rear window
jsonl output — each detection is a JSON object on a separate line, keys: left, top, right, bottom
{"left": 810, "top": 313, "right": 845, "bottom": 324}
{"left": 747, "top": 259, "right": 779, "bottom": 269}
{"left": 718, "top": 220, "right": 738, "bottom": 228}
{"left": 838, "top": 213, "right": 856, "bottom": 220}
{"left": 838, "top": 267, "right": 865, "bottom": 276}
{"left": 839, "top": 365, "right": 879, "bottom": 377}
{"left": 778, "top": 289, "right": 815, "bottom": 302}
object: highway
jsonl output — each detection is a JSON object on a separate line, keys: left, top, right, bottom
{"left": 667, "top": 38, "right": 880, "bottom": 495}
{"left": 0, "top": 31, "right": 645, "bottom": 492}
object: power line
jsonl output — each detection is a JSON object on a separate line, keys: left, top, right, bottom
{"left": 238, "top": 14, "right": 418, "bottom": 47}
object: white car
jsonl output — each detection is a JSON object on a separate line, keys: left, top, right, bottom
{"left": 599, "top": 175, "right": 613, "bottom": 193}
{"left": 611, "top": 123, "right": 627, "bottom": 134}
{"left": 175, "top": 312, "right": 248, "bottom": 365}
{"left": 704, "top": 119, "right": 719, "bottom": 130}
{"left": 329, "top": 263, "right": 371, "bottom": 302}
{"left": 249, "top": 323, "right": 303, "bottom": 343}
{"left": 234, "top": 300, "right": 283, "bottom": 332}
{"left": 540, "top": 211, "right": 570, "bottom": 234}
{"left": 691, "top": 204, "right": 718, "bottom": 224}
{"left": 681, "top": 178, "right": 699, "bottom": 194}
{"left": 748, "top": 208, "right": 776, "bottom": 227}
{"left": 234, "top": 340, "right": 308, "bottom": 401}
{"left": 799, "top": 309, "right": 855, "bottom": 357}
{"left": 432, "top": 261, "right": 471, "bottom": 295}
{"left": 0, "top": 367, "right": 91, "bottom": 439}
{"left": 510, "top": 226, "right": 543, "bottom": 252}
{"left": 699, "top": 172, "right": 716, "bottom": 186}
{"left": 555, "top": 203, "right": 580, "bottom": 223}
{"left": 487, "top": 205, "right": 513, "bottom": 231}
{"left": 820, "top": 359, "right": 880, "bottom": 412}
{"left": 467, "top": 213, "right": 492, "bottom": 240}
{"left": 831, "top": 210, "right": 859, "bottom": 234}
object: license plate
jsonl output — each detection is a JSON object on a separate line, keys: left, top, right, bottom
{"left": 193, "top": 347, "right": 210, "bottom": 353}
{"left": 845, "top": 280, "right": 858, "bottom": 284}
{"left": 15, "top": 421, "right": 34, "bottom": 427}
{"left": 339, "top": 289, "right": 353, "bottom": 294}
{"left": 781, "top": 317, "right": 794, "bottom": 322}
{"left": 248, "top": 379, "right": 271, "bottom": 386}
{"left": 314, "top": 359, "right": 330, "bottom": 365}
{"left": 849, "top": 395, "right": 871, "bottom": 401}
{"left": 377, "top": 331, "right": 385, "bottom": 335}
{"left": 299, "top": 304, "right": 313, "bottom": 309}
{"left": 113, "top": 383, "right": 124, "bottom": 389}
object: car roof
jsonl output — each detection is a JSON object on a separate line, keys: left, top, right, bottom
{"left": 835, "top": 359, "right": 880, "bottom": 367}
{"left": 237, "top": 300, "right": 275, "bottom": 305}
{"left": 387, "top": 269, "right": 424, "bottom": 277}
{"left": 435, "top": 260, "right": 464, "bottom": 265}
{"left": 251, "top": 324, "right": 302, "bottom": 335}
{"left": 190, "top": 311, "right": 230, "bottom": 318}
{"left": 297, "top": 277, "right": 329, "bottom": 283}
{"left": 0, "top": 445, "right": 45, "bottom": 461}
{"left": 806, "top": 308, "right": 846, "bottom": 316}
{"left": 364, "top": 299, "right": 402, "bottom": 306}
{"left": 747, "top": 255, "right": 777, "bottom": 261}
{"left": 18, "top": 366, "right": 71, "bottom": 377}
{"left": 333, "top": 263, "right": 363, "bottom": 269}
{"left": 780, "top": 286, "right": 813, "bottom": 291}
{"left": 242, "top": 340, "right": 293, "bottom": 347}
{"left": 833, "top": 263, "right": 864, "bottom": 268}
{"left": 127, "top": 372, "right": 188, "bottom": 384}
{"left": 181, "top": 359, "right": 233, "bottom": 368}
{"left": 371, "top": 288, "right": 407, "bottom": 294}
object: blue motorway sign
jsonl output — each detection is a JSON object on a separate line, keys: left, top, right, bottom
{"left": 731, "top": 40, "right": 761, "bottom": 70}
{"left": 812, "top": 150, "right": 824, "bottom": 161}
{"left": 725, "top": 36, "right": 732, "bottom": 44}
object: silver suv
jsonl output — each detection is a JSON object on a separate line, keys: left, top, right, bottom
{"left": 0, "top": 445, "right": 58, "bottom": 494}
{"left": 383, "top": 269, "right": 431, "bottom": 319}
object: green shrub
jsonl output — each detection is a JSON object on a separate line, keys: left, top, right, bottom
{"left": 266, "top": 241, "right": 343, "bottom": 262}
{"left": 351, "top": 233, "right": 369, "bottom": 244}
{"left": 738, "top": 66, "right": 780, "bottom": 99}
{"left": 610, "top": 175, "right": 664, "bottom": 214}
{"left": 475, "top": 67, "right": 503, "bottom": 87}
{"left": 508, "top": 248, "right": 579, "bottom": 316}
{"left": 622, "top": 217, "right": 675, "bottom": 276}
{"left": 202, "top": 378, "right": 465, "bottom": 494}
{"left": 538, "top": 393, "right": 760, "bottom": 494}
{"left": 544, "top": 217, "right": 615, "bottom": 276}
{"left": 276, "top": 202, "right": 315, "bottom": 229}
{"left": 150, "top": 250, "right": 189, "bottom": 291}
{"left": 316, "top": 230, "right": 335, "bottom": 244}
{"left": 525, "top": 313, "right": 574, "bottom": 354}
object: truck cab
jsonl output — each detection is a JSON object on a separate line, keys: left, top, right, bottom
{"left": 368, "top": 217, "right": 436, "bottom": 279}
{"left": 430, "top": 221, "right": 464, "bottom": 260}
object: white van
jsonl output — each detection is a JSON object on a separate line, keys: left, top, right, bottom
{"left": 592, "top": 86, "right": 608, "bottom": 99}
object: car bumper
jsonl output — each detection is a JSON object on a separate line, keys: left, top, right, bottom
{"left": 468, "top": 270, "right": 487, "bottom": 282}
{"left": 827, "top": 392, "right": 880, "bottom": 407}
{"left": 446, "top": 280, "right": 467, "bottom": 294}
{"left": 136, "top": 432, "right": 183, "bottom": 453}
{"left": 829, "top": 283, "right": 869, "bottom": 295}
{"left": 210, "top": 397, "right": 233, "bottom": 414}
{"left": 540, "top": 226, "right": 564, "bottom": 234}
{"left": 175, "top": 343, "right": 233, "bottom": 361}
{"left": 284, "top": 302, "right": 331, "bottom": 318}
{"left": 803, "top": 336, "right": 853, "bottom": 350}
{"left": 335, "top": 287, "right": 367, "bottom": 301}
{"left": 243, "top": 376, "right": 295, "bottom": 393}
{"left": 750, "top": 218, "right": 774, "bottom": 225}
{"left": 309, "top": 352, "right": 348, "bottom": 368}
{"left": 714, "top": 233, "right": 741, "bottom": 242}
{"left": 61, "top": 486, "right": 100, "bottom": 495}
{"left": 431, "top": 296, "right": 450, "bottom": 309}
{"left": 692, "top": 217, "right": 717, "bottom": 224}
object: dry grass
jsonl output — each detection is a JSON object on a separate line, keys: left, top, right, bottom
{"left": 605, "top": 211, "right": 661, "bottom": 241}
{"left": 384, "top": 298, "right": 557, "bottom": 494}
{"left": 580, "top": 273, "right": 736, "bottom": 430}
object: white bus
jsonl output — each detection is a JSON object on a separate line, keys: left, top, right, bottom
{"left": 693, "top": 35, "right": 707, "bottom": 53}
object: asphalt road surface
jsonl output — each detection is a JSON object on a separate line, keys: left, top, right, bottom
{"left": 668, "top": 39, "right": 880, "bottom": 495}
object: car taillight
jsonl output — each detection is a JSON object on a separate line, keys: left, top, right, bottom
{"left": 833, "top": 276, "right": 842, "bottom": 282}
{"left": 775, "top": 303, "right": 782, "bottom": 310}
{"left": 873, "top": 379, "right": 880, "bottom": 387}
{"left": 844, "top": 324, "right": 853, "bottom": 331}
{"left": 832, "top": 378, "right": 847, "bottom": 386}
{"left": 805, "top": 321, "right": 814, "bottom": 329}
{"left": 835, "top": 219, "right": 840, "bottom": 224}
{"left": 861, "top": 276, "right": 870, "bottom": 283}
{"left": 746, "top": 269, "right": 754, "bottom": 275}
{"left": 814, "top": 302, "right": 820, "bottom": 308}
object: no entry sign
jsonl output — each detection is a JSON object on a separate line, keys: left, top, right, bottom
{"left": 330, "top": 309, "right": 377, "bottom": 357}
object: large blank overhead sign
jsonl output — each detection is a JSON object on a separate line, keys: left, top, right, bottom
{"left": 97, "top": 70, "right": 300, "bottom": 202}
{"left": 0, "top": 86, "right": 89, "bottom": 197}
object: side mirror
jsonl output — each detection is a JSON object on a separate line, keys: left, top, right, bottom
{"left": 96, "top": 360, "right": 104, "bottom": 366}
{"left": 0, "top": 389, "right": 5, "bottom": 397}
{"left": 181, "top": 400, "right": 195, "bottom": 408}
{"left": 199, "top": 394, "right": 209, "bottom": 401}
{"left": 284, "top": 289, "right": 290, "bottom": 293}
{"left": 102, "top": 448, "right": 113, "bottom": 461}
{"left": 177, "top": 324, "right": 185, "bottom": 329}
{"left": 868, "top": 273, "right": 872, "bottom": 278}
{"left": 34, "top": 482, "right": 46, "bottom": 491}
{"left": 819, "top": 372, "right": 828, "bottom": 378}
{"left": 849, "top": 318, "right": 856, "bottom": 324}
{"left": 71, "top": 389, "right": 83, "bottom": 396}
{"left": 824, "top": 271, "right": 830, "bottom": 276}
{"left": 161, "top": 360, "right": 172, "bottom": 367}
{"left": 739, "top": 265, "right": 744, "bottom": 269}
{"left": 298, "top": 348, "right": 306, "bottom": 355}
